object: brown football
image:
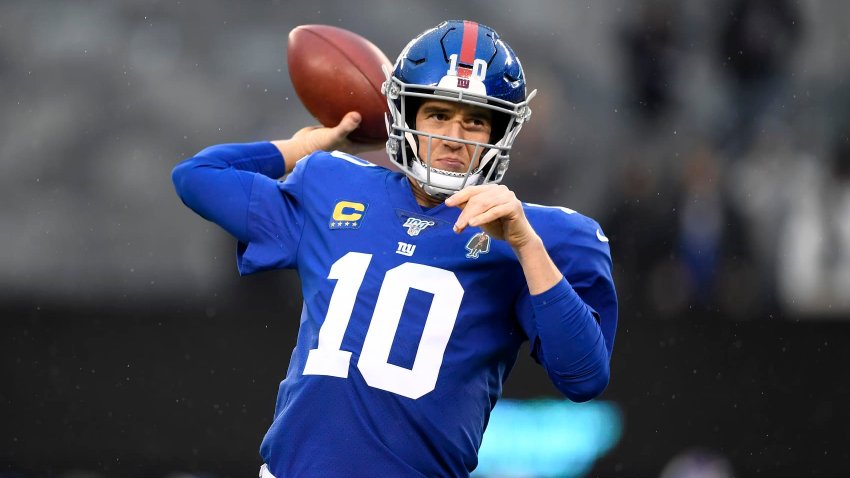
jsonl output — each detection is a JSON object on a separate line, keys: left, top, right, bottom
{"left": 287, "top": 24, "right": 392, "bottom": 143}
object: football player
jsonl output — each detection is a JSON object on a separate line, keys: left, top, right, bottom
{"left": 172, "top": 20, "right": 617, "bottom": 478}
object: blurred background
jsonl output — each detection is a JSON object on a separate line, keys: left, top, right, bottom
{"left": 2, "top": 0, "right": 849, "bottom": 476}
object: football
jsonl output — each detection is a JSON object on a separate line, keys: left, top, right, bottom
{"left": 287, "top": 24, "right": 392, "bottom": 143}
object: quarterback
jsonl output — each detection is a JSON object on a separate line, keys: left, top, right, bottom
{"left": 172, "top": 20, "right": 617, "bottom": 478}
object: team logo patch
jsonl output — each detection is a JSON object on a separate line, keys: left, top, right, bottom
{"left": 465, "top": 232, "right": 491, "bottom": 259}
{"left": 402, "top": 217, "right": 436, "bottom": 236}
{"left": 329, "top": 200, "right": 367, "bottom": 230}
{"left": 394, "top": 209, "right": 447, "bottom": 236}
{"left": 396, "top": 242, "right": 416, "bottom": 257}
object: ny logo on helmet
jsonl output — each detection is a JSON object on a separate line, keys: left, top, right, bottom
{"left": 446, "top": 54, "right": 487, "bottom": 90}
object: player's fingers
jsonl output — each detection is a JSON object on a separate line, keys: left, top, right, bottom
{"left": 453, "top": 189, "right": 509, "bottom": 233}
{"left": 453, "top": 195, "right": 489, "bottom": 231}
{"left": 444, "top": 184, "right": 489, "bottom": 207}
{"left": 444, "top": 192, "right": 467, "bottom": 208}
{"left": 335, "top": 111, "right": 362, "bottom": 136}
{"left": 468, "top": 202, "right": 514, "bottom": 228}
{"left": 454, "top": 200, "right": 485, "bottom": 232}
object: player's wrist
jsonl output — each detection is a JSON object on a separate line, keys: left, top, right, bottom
{"left": 510, "top": 231, "right": 544, "bottom": 257}
{"left": 512, "top": 233, "right": 562, "bottom": 295}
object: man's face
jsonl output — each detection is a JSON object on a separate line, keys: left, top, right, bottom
{"left": 414, "top": 99, "right": 493, "bottom": 174}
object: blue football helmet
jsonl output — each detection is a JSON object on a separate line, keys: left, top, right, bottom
{"left": 382, "top": 20, "right": 536, "bottom": 197}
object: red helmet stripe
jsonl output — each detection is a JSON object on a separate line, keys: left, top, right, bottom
{"left": 459, "top": 20, "right": 479, "bottom": 66}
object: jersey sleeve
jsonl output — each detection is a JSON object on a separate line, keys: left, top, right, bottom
{"left": 171, "top": 141, "right": 311, "bottom": 275}
{"left": 515, "top": 208, "right": 618, "bottom": 402}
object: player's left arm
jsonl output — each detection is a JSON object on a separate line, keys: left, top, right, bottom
{"left": 447, "top": 185, "right": 614, "bottom": 402}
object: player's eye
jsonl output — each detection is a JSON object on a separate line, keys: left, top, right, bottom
{"left": 465, "top": 117, "right": 490, "bottom": 131}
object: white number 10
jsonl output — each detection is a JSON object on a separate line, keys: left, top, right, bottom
{"left": 302, "top": 252, "right": 464, "bottom": 399}
{"left": 447, "top": 53, "right": 488, "bottom": 81}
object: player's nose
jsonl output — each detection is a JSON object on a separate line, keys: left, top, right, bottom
{"left": 442, "top": 120, "right": 465, "bottom": 148}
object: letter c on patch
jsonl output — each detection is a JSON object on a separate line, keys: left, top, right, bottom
{"left": 333, "top": 201, "right": 365, "bottom": 221}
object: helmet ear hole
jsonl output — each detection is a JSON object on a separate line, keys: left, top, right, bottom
{"left": 490, "top": 112, "right": 510, "bottom": 145}
{"left": 404, "top": 97, "right": 423, "bottom": 130}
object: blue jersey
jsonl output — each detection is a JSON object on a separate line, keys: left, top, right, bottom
{"left": 172, "top": 142, "right": 617, "bottom": 478}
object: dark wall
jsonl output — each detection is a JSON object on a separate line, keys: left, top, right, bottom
{"left": 3, "top": 276, "right": 848, "bottom": 477}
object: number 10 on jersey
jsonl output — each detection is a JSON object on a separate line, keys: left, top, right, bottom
{"left": 302, "top": 252, "right": 465, "bottom": 399}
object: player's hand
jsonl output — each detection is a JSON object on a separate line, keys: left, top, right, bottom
{"left": 275, "top": 112, "right": 384, "bottom": 173}
{"left": 445, "top": 184, "right": 538, "bottom": 250}
{"left": 292, "top": 112, "right": 384, "bottom": 156}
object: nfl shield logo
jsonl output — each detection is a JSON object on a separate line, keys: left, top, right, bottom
{"left": 403, "top": 217, "right": 435, "bottom": 236}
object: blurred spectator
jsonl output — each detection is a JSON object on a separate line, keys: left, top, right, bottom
{"left": 674, "top": 145, "right": 755, "bottom": 317}
{"left": 619, "top": 0, "right": 682, "bottom": 125}
{"left": 605, "top": 147, "right": 679, "bottom": 317}
{"left": 677, "top": 146, "right": 725, "bottom": 307}
{"left": 727, "top": 120, "right": 805, "bottom": 314}
{"left": 777, "top": 119, "right": 850, "bottom": 317}
{"left": 608, "top": 141, "right": 756, "bottom": 318}
{"left": 716, "top": 0, "right": 802, "bottom": 156}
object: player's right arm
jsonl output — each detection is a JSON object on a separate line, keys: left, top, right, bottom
{"left": 172, "top": 112, "right": 382, "bottom": 275}
{"left": 172, "top": 141, "right": 287, "bottom": 243}
{"left": 171, "top": 112, "right": 370, "bottom": 242}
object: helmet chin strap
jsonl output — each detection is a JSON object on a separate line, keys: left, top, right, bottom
{"left": 408, "top": 154, "right": 484, "bottom": 197}
{"left": 420, "top": 182, "right": 452, "bottom": 200}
